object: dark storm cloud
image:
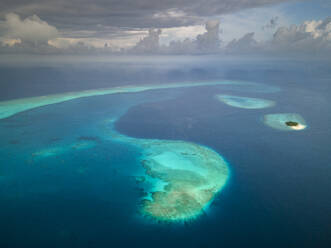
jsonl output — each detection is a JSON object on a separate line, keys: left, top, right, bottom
{"left": 0, "top": 0, "right": 296, "bottom": 30}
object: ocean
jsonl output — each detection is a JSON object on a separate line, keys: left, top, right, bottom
{"left": 0, "top": 57, "right": 330, "bottom": 247}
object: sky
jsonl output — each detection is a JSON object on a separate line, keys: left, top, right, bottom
{"left": 0, "top": 0, "right": 330, "bottom": 57}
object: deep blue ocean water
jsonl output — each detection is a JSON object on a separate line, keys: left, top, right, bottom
{"left": 0, "top": 58, "right": 330, "bottom": 248}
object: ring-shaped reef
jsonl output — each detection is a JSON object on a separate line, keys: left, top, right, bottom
{"left": 216, "top": 94, "right": 275, "bottom": 109}
{"left": 264, "top": 113, "right": 307, "bottom": 131}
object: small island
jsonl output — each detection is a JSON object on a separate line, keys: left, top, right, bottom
{"left": 285, "top": 121, "right": 299, "bottom": 127}
{"left": 264, "top": 113, "right": 307, "bottom": 131}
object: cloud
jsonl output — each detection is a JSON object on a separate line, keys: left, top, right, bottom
{"left": 262, "top": 16, "right": 279, "bottom": 30}
{"left": 269, "top": 18, "right": 331, "bottom": 53}
{"left": 226, "top": 32, "right": 259, "bottom": 53}
{"left": 2, "top": 13, "right": 58, "bottom": 46}
{"left": 1, "top": 12, "right": 330, "bottom": 58}
{"left": 196, "top": 20, "right": 221, "bottom": 52}
{"left": 0, "top": 13, "right": 113, "bottom": 54}
{"left": 128, "top": 20, "right": 221, "bottom": 54}
{"left": 0, "top": 1, "right": 301, "bottom": 54}
{"left": 130, "top": 28, "right": 162, "bottom": 53}
{"left": 0, "top": 0, "right": 296, "bottom": 30}
{"left": 218, "top": 5, "right": 291, "bottom": 44}
{"left": 159, "top": 25, "right": 205, "bottom": 45}
{"left": 154, "top": 16, "right": 331, "bottom": 57}
{"left": 224, "top": 17, "right": 331, "bottom": 57}
{"left": 162, "top": 20, "right": 221, "bottom": 54}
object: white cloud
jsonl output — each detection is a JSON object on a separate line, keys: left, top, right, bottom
{"left": 159, "top": 20, "right": 221, "bottom": 54}
{"left": 130, "top": 28, "right": 162, "bottom": 53}
{"left": 196, "top": 20, "right": 221, "bottom": 52}
{"left": 49, "top": 37, "right": 118, "bottom": 49}
{"left": 128, "top": 20, "right": 221, "bottom": 54}
{"left": 160, "top": 25, "right": 205, "bottom": 45}
{"left": 2, "top": 13, "right": 58, "bottom": 46}
{"left": 219, "top": 6, "right": 292, "bottom": 43}
{"left": 1, "top": 12, "right": 330, "bottom": 58}
{"left": 225, "top": 17, "right": 331, "bottom": 57}
{"left": 226, "top": 32, "right": 259, "bottom": 53}
{"left": 270, "top": 18, "right": 331, "bottom": 52}
{"left": 153, "top": 9, "right": 187, "bottom": 19}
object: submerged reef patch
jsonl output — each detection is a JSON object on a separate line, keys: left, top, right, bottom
{"left": 264, "top": 113, "right": 307, "bottom": 131}
{"left": 138, "top": 140, "right": 229, "bottom": 221}
{"left": 216, "top": 95, "right": 275, "bottom": 109}
{"left": 32, "top": 140, "right": 96, "bottom": 159}
{"left": 101, "top": 119, "right": 229, "bottom": 222}
{"left": 77, "top": 136, "right": 100, "bottom": 142}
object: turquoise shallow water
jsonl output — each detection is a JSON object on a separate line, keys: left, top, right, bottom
{"left": 1, "top": 64, "right": 331, "bottom": 248}
{"left": 1, "top": 82, "right": 235, "bottom": 223}
{"left": 216, "top": 95, "right": 275, "bottom": 109}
